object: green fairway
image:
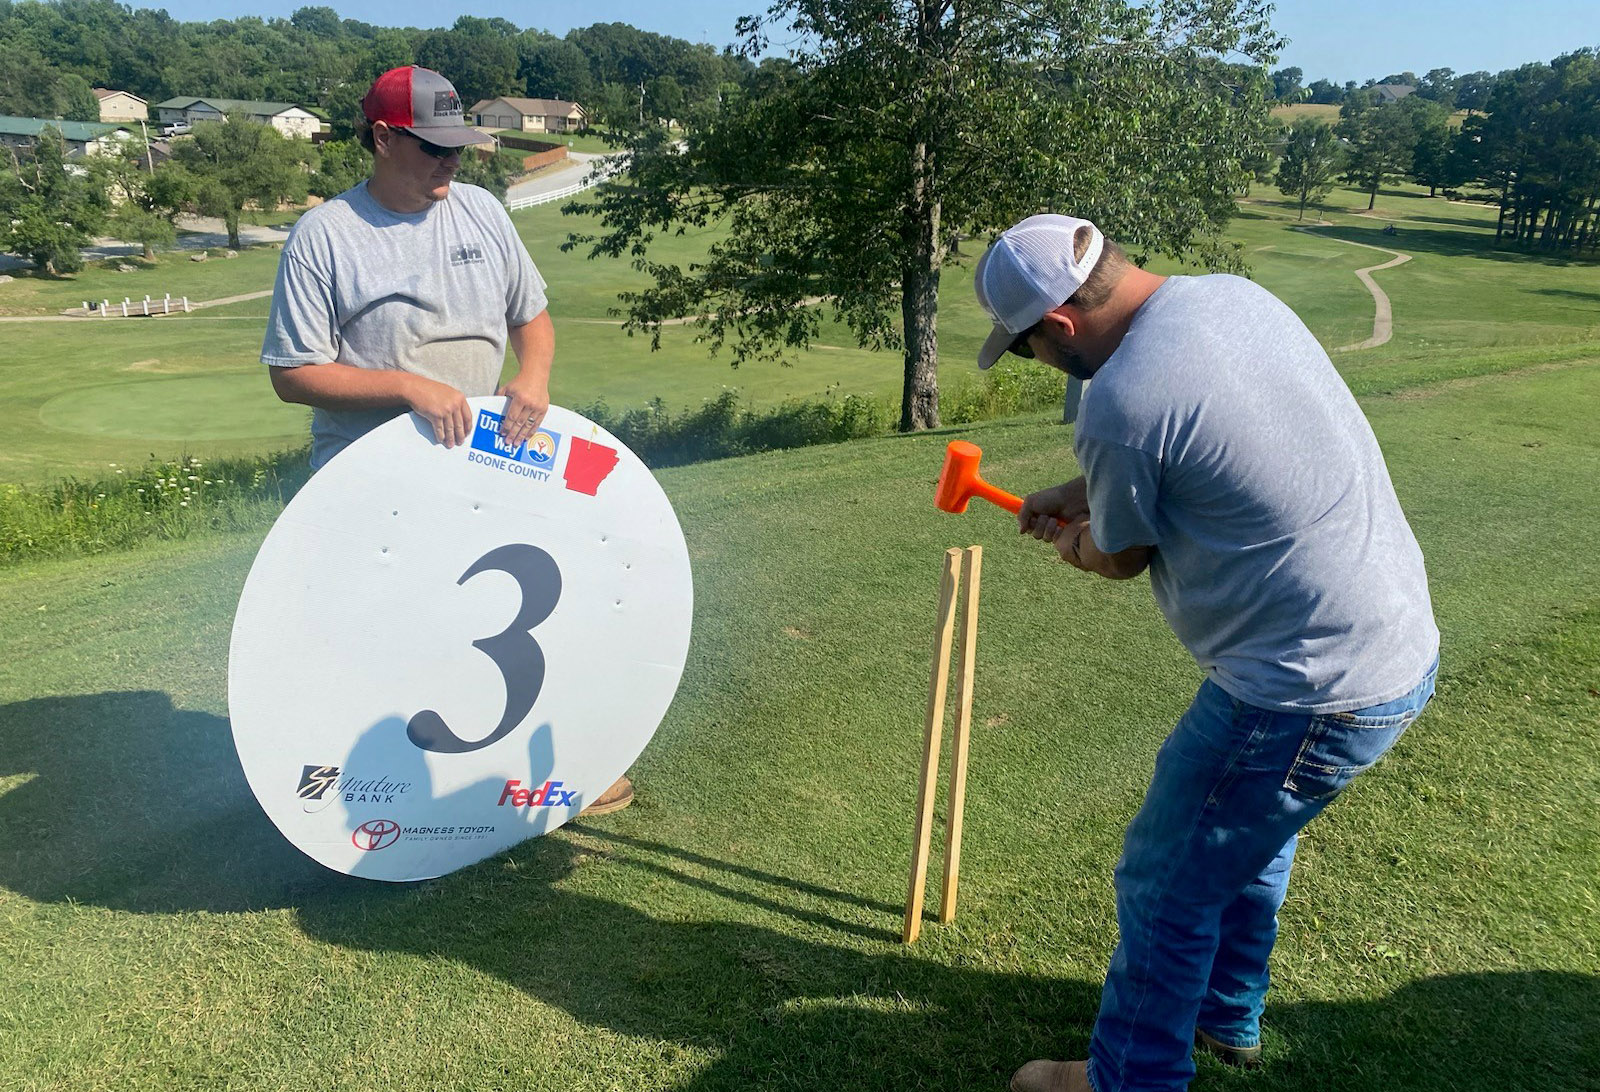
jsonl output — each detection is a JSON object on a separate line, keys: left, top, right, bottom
{"left": 4, "top": 182, "right": 1598, "bottom": 483}
{"left": 1, "top": 356, "right": 1597, "bottom": 1090}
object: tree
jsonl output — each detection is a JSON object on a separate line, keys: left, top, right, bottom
{"left": 1275, "top": 121, "right": 1341, "bottom": 220}
{"left": 1337, "top": 94, "right": 1417, "bottom": 209}
{"left": 1453, "top": 70, "right": 1497, "bottom": 112}
{"left": 569, "top": 0, "right": 1279, "bottom": 431}
{"left": 1462, "top": 51, "right": 1600, "bottom": 252}
{"left": 1271, "top": 67, "right": 1303, "bottom": 102}
{"left": 587, "top": 82, "right": 635, "bottom": 130}
{"left": 0, "top": 127, "right": 108, "bottom": 274}
{"left": 54, "top": 72, "right": 101, "bottom": 122}
{"left": 92, "top": 149, "right": 191, "bottom": 258}
{"left": 646, "top": 75, "right": 685, "bottom": 125}
{"left": 414, "top": 20, "right": 519, "bottom": 106}
{"left": 171, "top": 112, "right": 312, "bottom": 249}
{"left": 455, "top": 147, "right": 512, "bottom": 199}
{"left": 1305, "top": 78, "right": 1341, "bottom": 105}
{"left": 517, "top": 33, "right": 593, "bottom": 103}
{"left": 1417, "top": 67, "right": 1457, "bottom": 107}
{"left": 309, "top": 138, "right": 368, "bottom": 198}
{"left": 1406, "top": 98, "right": 1456, "bottom": 196}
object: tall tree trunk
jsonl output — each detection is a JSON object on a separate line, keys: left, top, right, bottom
{"left": 1367, "top": 179, "right": 1378, "bottom": 210}
{"left": 899, "top": 139, "right": 941, "bottom": 432}
{"left": 225, "top": 208, "right": 241, "bottom": 251}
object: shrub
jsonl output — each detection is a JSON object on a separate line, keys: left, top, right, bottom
{"left": 0, "top": 449, "right": 311, "bottom": 564}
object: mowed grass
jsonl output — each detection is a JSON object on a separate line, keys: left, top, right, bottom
{"left": 3, "top": 178, "right": 1596, "bottom": 483}
{"left": 1, "top": 357, "right": 1596, "bottom": 1090}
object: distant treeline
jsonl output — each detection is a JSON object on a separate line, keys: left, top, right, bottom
{"left": 1267, "top": 51, "right": 1600, "bottom": 254}
{"left": 1268, "top": 66, "right": 1497, "bottom": 110}
{"left": 0, "top": 0, "right": 762, "bottom": 131}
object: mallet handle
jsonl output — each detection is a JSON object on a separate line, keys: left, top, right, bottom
{"left": 967, "top": 479, "right": 1023, "bottom": 515}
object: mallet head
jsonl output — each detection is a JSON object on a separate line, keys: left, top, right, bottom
{"left": 934, "top": 440, "right": 1025, "bottom": 517}
{"left": 935, "top": 441, "right": 985, "bottom": 514}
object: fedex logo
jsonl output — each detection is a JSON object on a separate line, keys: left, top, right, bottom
{"left": 498, "top": 779, "right": 578, "bottom": 808}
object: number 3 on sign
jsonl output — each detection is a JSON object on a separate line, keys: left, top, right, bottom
{"left": 406, "top": 543, "right": 562, "bottom": 754}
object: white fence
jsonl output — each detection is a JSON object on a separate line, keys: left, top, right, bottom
{"left": 504, "top": 158, "right": 624, "bottom": 212}
{"left": 505, "top": 178, "right": 595, "bottom": 212}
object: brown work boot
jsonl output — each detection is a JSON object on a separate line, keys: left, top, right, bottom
{"left": 579, "top": 775, "right": 634, "bottom": 817}
{"left": 1009, "top": 1059, "right": 1091, "bottom": 1092}
{"left": 1195, "top": 1028, "right": 1263, "bottom": 1069}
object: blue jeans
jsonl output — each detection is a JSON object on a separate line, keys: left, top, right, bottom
{"left": 1087, "top": 659, "right": 1437, "bottom": 1092}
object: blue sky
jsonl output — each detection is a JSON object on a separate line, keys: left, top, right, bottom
{"left": 150, "top": 0, "right": 1598, "bottom": 84}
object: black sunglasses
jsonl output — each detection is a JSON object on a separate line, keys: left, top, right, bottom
{"left": 1009, "top": 322, "right": 1040, "bottom": 359}
{"left": 403, "top": 130, "right": 458, "bottom": 160}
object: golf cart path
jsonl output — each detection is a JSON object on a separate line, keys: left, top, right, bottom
{"left": 0, "top": 288, "right": 273, "bottom": 323}
{"left": 1292, "top": 227, "right": 1412, "bottom": 352}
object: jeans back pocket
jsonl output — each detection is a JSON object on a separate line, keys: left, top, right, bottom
{"left": 1282, "top": 708, "right": 1418, "bottom": 802}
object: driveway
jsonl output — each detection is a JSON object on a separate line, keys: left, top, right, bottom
{"left": 0, "top": 215, "right": 291, "bottom": 273}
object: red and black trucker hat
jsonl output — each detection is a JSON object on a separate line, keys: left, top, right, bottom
{"left": 362, "top": 66, "right": 493, "bottom": 148}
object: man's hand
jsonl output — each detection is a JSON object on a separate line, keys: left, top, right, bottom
{"left": 404, "top": 374, "right": 474, "bottom": 448}
{"left": 1018, "top": 477, "right": 1090, "bottom": 541}
{"left": 495, "top": 369, "right": 550, "bottom": 452}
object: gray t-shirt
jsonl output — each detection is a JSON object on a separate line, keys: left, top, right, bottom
{"left": 1076, "top": 274, "right": 1438, "bottom": 713}
{"left": 262, "top": 180, "right": 548, "bottom": 468}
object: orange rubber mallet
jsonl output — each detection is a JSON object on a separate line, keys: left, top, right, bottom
{"left": 934, "top": 441, "right": 1024, "bottom": 517}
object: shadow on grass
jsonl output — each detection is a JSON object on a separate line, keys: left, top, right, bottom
{"left": 3, "top": 692, "right": 1594, "bottom": 1090}
{"left": 0, "top": 691, "right": 339, "bottom": 912}
{"left": 1306, "top": 223, "right": 1600, "bottom": 267}
{"left": 0, "top": 689, "right": 902, "bottom": 936}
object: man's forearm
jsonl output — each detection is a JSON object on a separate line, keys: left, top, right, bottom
{"left": 507, "top": 310, "right": 554, "bottom": 384}
{"left": 270, "top": 361, "right": 420, "bottom": 411}
{"left": 1064, "top": 522, "right": 1153, "bottom": 580}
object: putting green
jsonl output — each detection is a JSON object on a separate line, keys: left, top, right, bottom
{"left": 38, "top": 373, "right": 309, "bottom": 442}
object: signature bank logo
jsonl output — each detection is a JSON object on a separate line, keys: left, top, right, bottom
{"left": 296, "top": 765, "right": 413, "bottom": 814}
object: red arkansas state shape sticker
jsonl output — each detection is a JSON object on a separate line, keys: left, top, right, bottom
{"left": 229, "top": 401, "right": 693, "bottom": 882}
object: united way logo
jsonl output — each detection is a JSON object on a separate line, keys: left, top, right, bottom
{"left": 352, "top": 818, "right": 401, "bottom": 852}
{"left": 467, "top": 409, "right": 563, "bottom": 481}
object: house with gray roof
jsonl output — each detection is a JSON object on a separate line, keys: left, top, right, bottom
{"left": 154, "top": 97, "right": 320, "bottom": 139}
{"left": 0, "top": 116, "right": 137, "bottom": 158}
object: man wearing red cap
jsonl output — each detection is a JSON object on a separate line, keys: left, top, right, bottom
{"left": 261, "top": 65, "right": 632, "bottom": 816}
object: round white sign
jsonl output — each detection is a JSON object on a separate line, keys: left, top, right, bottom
{"left": 229, "top": 401, "right": 693, "bottom": 881}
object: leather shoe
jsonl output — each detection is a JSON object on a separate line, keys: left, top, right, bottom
{"left": 579, "top": 775, "right": 634, "bottom": 817}
{"left": 1009, "top": 1059, "right": 1091, "bottom": 1092}
{"left": 1195, "top": 1028, "right": 1263, "bottom": 1069}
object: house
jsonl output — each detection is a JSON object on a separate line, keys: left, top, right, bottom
{"left": 92, "top": 88, "right": 148, "bottom": 123}
{"left": 0, "top": 116, "right": 137, "bottom": 158}
{"left": 153, "top": 97, "right": 321, "bottom": 140}
{"left": 469, "top": 97, "right": 587, "bottom": 135}
{"left": 1374, "top": 84, "right": 1416, "bottom": 105}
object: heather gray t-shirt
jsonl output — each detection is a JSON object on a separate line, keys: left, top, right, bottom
{"left": 262, "top": 180, "right": 548, "bottom": 468}
{"left": 1075, "top": 274, "right": 1438, "bottom": 713}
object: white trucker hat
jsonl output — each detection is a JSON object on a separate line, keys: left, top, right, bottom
{"left": 974, "top": 214, "right": 1104, "bottom": 369}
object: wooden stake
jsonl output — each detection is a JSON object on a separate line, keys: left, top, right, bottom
{"left": 940, "top": 545, "right": 981, "bottom": 922}
{"left": 904, "top": 547, "right": 962, "bottom": 944}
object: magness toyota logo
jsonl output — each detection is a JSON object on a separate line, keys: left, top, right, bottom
{"left": 352, "top": 819, "right": 401, "bottom": 852}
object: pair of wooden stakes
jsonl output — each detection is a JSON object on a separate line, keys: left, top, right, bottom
{"left": 904, "top": 441, "right": 1026, "bottom": 944}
